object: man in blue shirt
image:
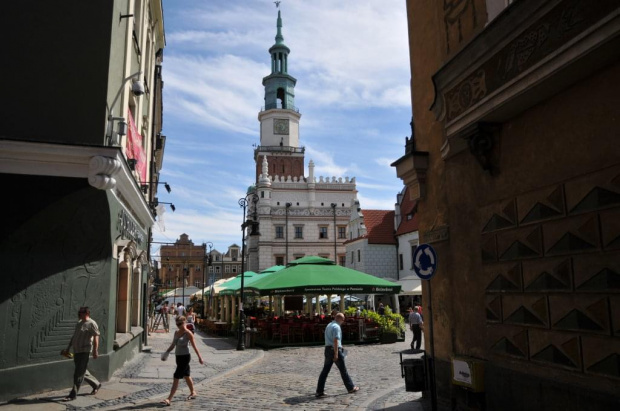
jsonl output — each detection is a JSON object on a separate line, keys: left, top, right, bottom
{"left": 315, "top": 313, "right": 359, "bottom": 397}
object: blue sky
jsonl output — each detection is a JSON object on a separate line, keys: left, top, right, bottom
{"left": 152, "top": 0, "right": 411, "bottom": 256}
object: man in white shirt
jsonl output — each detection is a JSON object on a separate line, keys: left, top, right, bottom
{"left": 408, "top": 306, "right": 424, "bottom": 350}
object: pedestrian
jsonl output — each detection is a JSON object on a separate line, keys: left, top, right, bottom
{"left": 177, "top": 302, "right": 186, "bottom": 317}
{"left": 160, "top": 316, "right": 204, "bottom": 406}
{"left": 315, "top": 312, "right": 359, "bottom": 397}
{"left": 186, "top": 307, "right": 196, "bottom": 333}
{"left": 61, "top": 306, "right": 102, "bottom": 401}
{"left": 409, "top": 306, "right": 424, "bottom": 350}
{"left": 162, "top": 301, "right": 170, "bottom": 332}
{"left": 378, "top": 303, "right": 385, "bottom": 315}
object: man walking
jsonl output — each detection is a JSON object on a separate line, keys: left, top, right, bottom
{"left": 409, "top": 306, "right": 424, "bottom": 350}
{"left": 315, "top": 312, "right": 359, "bottom": 397}
{"left": 62, "top": 306, "right": 101, "bottom": 401}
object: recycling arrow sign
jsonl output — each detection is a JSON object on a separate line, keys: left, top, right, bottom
{"left": 413, "top": 244, "right": 438, "bottom": 280}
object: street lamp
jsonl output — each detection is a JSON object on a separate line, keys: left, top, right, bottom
{"left": 202, "top": 242, "right": 213, "bottom": 318}
{"left": 285, "top": 202, "right": 292, "bottom": 264}
{"left": 331, "top": 203, "right": 337, "bottom": 263}
{"left": 237, "top": 192, "right": 261, "bottom": 351}
{"left": 182, "top": 262, "right": 189, "bottom": 309}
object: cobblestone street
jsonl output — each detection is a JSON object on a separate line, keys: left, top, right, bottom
{"left": 4, "top": 328, "right": 428, "bottom": 410}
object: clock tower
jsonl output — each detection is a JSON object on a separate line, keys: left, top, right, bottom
{"left": 255, "top": 10, "right": 304, "bottom": 181}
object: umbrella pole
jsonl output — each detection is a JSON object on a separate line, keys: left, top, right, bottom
{"left": 315, "top": 294, "right": 321, "bottom": 315}
{"left": 340, "top": 294, "right": 345, "bottom": 313}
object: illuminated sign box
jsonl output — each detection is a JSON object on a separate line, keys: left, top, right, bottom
{"left": 451, "top": 357, "right": 485, "bottom": 392}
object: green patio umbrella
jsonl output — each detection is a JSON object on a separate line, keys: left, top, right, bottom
{"left": 245, "top": 256, "right": 402, "bottom": 296}
{"left": 218, "top": 271, "right": 256, "bottom": 296}
{"left": 259, "top": 265, "right": 286, "bottom": 274}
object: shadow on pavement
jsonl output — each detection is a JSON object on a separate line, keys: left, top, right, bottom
{"left": 2, "top": 397, "right": 64, "bottom": 406}
{"left": 283, "top": 392, "right": 348, "bottom": 406}
{"left": 112, "top": 401, "right": 169, "bottom": 409}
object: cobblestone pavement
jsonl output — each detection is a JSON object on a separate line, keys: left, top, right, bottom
{"left": 4, "top": 329, "right": 429, "bottom": 411}
{"left": 125, "top": 330, "right": 428, "bottom": 410}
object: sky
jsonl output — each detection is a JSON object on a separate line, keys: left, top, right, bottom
{"left": 152, "top": 0, "right": 412, "bottom": 258}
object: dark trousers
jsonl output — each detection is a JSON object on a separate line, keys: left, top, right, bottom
{"left": 316, "top": 346, "right": 355, "bottom": 393}
{"left": 411, "top": 324, "right": 422, "bottom": 349}
{"left": 70, "top": 352, "right": 99, "bottom": 397}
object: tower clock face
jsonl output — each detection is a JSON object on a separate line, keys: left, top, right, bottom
{"left": 273, "top": 119, "right": 289, "bottom": 135}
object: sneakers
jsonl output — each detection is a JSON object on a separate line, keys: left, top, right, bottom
{"left": 315, "top": 392, "right": 326, "bottom": 398}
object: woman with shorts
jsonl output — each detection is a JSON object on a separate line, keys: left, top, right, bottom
{"left": 161, "top": 316, "right": 204, "bottom": 406}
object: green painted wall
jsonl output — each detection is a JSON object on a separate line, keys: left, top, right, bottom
{"left": 0, "top": 173, "right": 146, "bottom": 401}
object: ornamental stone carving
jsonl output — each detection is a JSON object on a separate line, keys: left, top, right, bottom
{"left": 88, "top": 156, "right": 122, "bottom": 190}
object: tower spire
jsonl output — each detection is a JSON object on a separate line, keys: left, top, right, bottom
{"left": 275, "top": 10, "right": 284, "bottom": 45}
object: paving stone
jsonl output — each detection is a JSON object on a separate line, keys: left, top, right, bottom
{"left": 92, "top": 390, "right": 127, "bottom": 401}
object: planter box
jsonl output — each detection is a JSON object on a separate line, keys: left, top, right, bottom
{"left": 380, "top": 332, "right": 398, "bottom": 344}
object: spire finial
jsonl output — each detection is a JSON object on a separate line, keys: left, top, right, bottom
{"left": 274, "top": 1, "right": 281, "bottom": 8}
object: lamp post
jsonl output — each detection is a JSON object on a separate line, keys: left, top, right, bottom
{"left": 182, "top": 261, "right": 189, "bottom": 309}
{"left": 202, "top": 242, "right": 213, "bottom": 318}
{"left": 237, "top": 192, "right": 260, "bottom": 351}
{"left": 285, "top": 202, "right": 292, "bottom": 264}
{"left": 331, "top": 203, "right": 337, "bottom": 263}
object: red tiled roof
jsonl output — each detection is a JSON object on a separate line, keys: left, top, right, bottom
{"left": 395, "top": 187, "right": 419, "bottom": 236}
{"left": 362, "top": 209, "right": 397, "bottom": 245}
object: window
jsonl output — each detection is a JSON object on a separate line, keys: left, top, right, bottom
{"left": 215, "top": 266, "right": 220, "bottom": 273}
{"left": 351, "top": 251, "right": 354, "bottom": 263}
{"left": 275, "top": 226, "right": 284, "bottom": 239}
{"left": 357, "top": 250, "right": 361, "bottom": 262}
{"left": 194, "top": 280, "right": 201, "bottom": 288}
{"left": 407, "top": 213, "right": 413, "bottom": 221}
{"left": 275, "top": 256, "right": 284, "bottom": 265}
{"left": 225, "top": 265, "right": 230, "bottom": 273}
{"left": 338, "top": 226, "right": 347, "bottom": 239}
{"left": 195, "top": 265, "right": 201, "bottom": 271}
{"left": 399, "top": 254, "right": 404, "bottom": 270}
{"left": 215, "top": 255, "right": 220, "bottom": 262}
{"left": 232, "top": 266, "right": 237, "bottom": 273}
{"left": 293, "top": 254, "right": 305, "bottom": 261}
{"left": 295, "top": 226, "right": 303, "bottom": 239}
{"left": 411, "top": 245, "right": 418, "bottom": 269}
{"left": 339, "top": 255, "right": 346, "bottom": 266}
{"left": 209, "top": 266, "right": 213, "bottom": 273}
{"left": 319, "top": 226, "right": 328, "bottom": 239}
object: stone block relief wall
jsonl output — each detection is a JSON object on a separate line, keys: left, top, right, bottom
{"left": 482, "top": 164, "right": 620, "bottom": 381}
{"left": 0, "top": 185, "right": 112, "bottom": 369}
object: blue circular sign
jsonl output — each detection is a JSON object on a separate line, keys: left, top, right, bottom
{"left": 413, "top": 244, "right": 438, "bottom": 280}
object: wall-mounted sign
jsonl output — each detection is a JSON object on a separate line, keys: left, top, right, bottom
{"left": 117, "top": 209, "right": 146, "bottom": 246}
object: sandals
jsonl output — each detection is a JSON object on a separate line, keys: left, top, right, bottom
{"left": 348, "top": 386, "right": 360, "bottom": 394}
{"left": 63, "top": 396, "right": 76, "bottom": 402}
{"left": 315, "top": 392, "right": 326, "bottom": 398}
{"left": 161, "top": 399, "right": 171, "bottom": 406}
{"left": 91, "top": 383, "right": 102, "bottom": 395}
{"left": 187, "top": 393, "right": 197, "bottom": 400}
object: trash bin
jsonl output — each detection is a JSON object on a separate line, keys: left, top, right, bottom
{"left": 401, "top": 353, "right": 427, "bottom": 392}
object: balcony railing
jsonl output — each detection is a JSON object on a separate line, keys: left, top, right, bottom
{"left": 255, "top": 145, "right": 305, "bottom": 154}
{"left": 261, "top": 104, "right": 300, "bottom": 113}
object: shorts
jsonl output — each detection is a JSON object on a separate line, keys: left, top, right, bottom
{"left": 173, "top": 354, "right": 191, "bottom": 379}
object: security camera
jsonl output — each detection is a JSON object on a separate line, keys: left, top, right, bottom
{"left": 131, "top": 79, "right": 145, "bottom": 96}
